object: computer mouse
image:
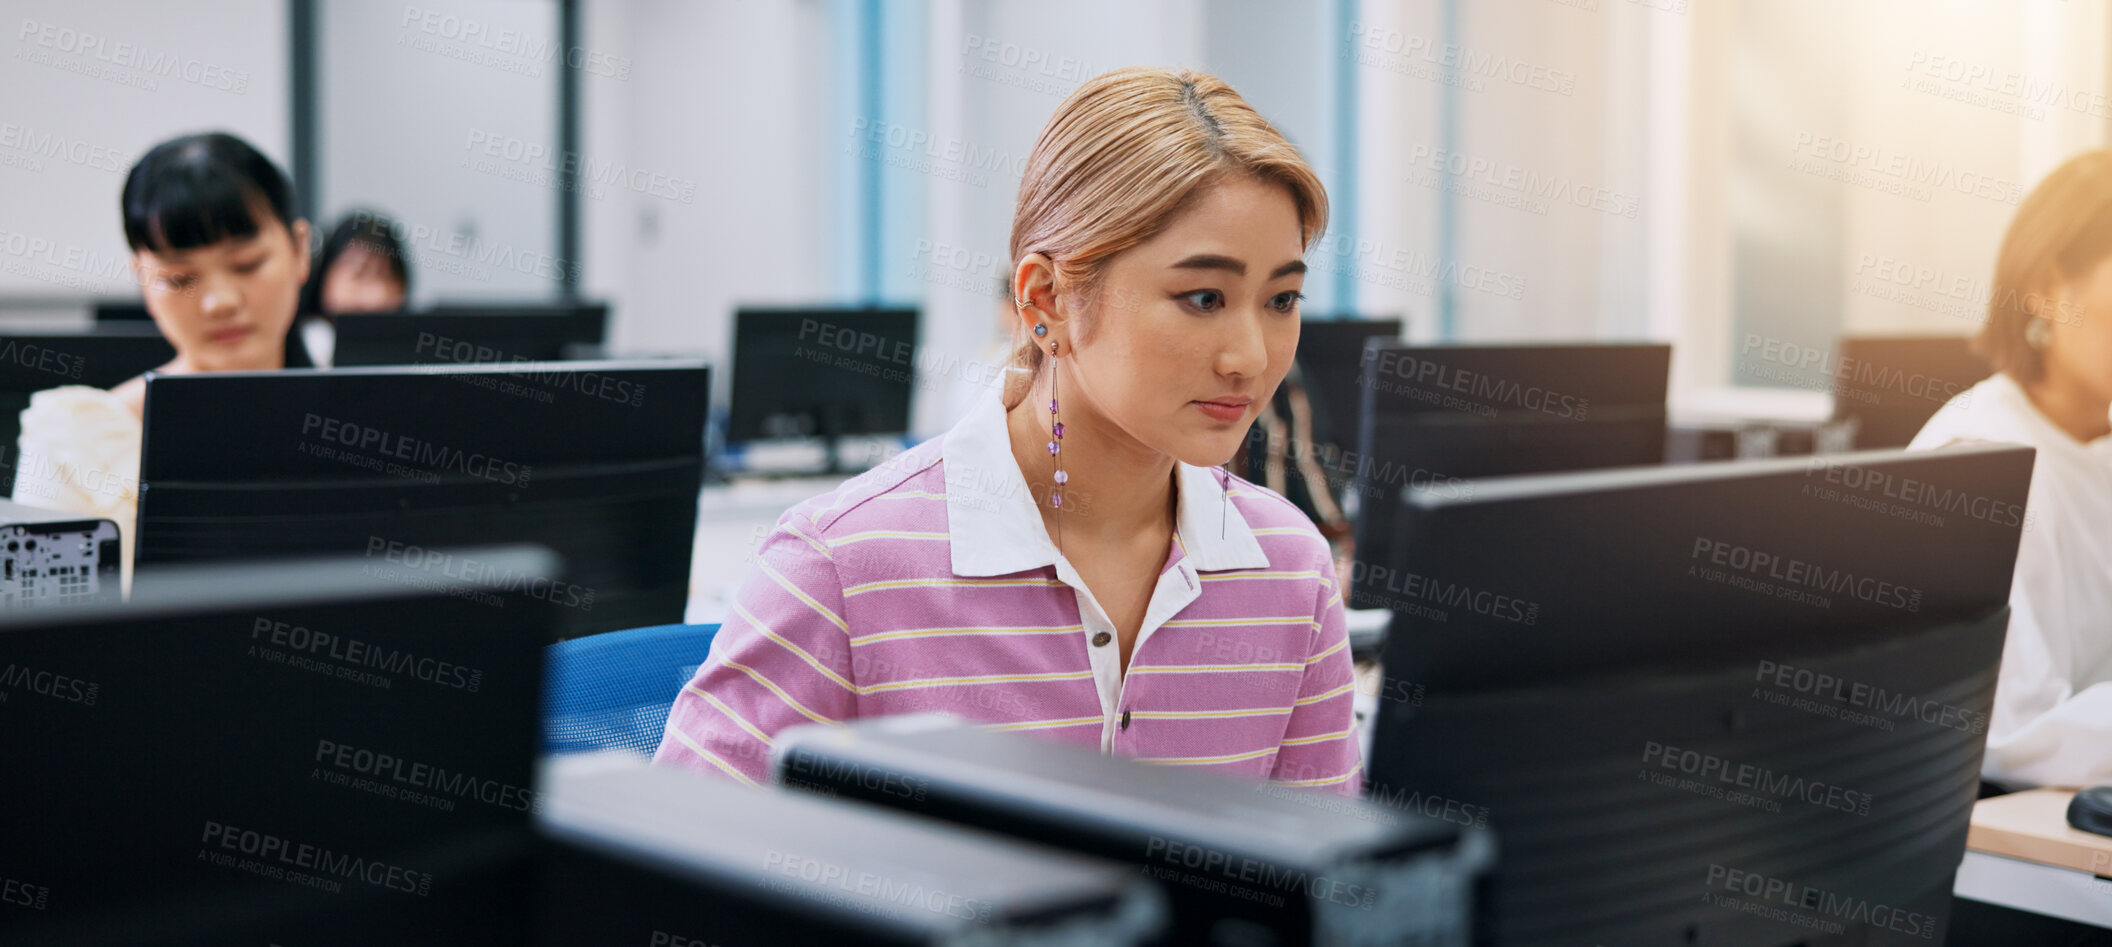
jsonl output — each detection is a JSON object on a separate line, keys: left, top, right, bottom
{"left": 2067, "top": 785, "right": 2112, "bottom": 837}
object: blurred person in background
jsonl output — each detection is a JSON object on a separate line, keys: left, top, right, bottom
{"left": 1911, "top": 149, "right": 2112, "bottom": 791}
{"left": 10, "top": 131, "right": 310, "bottom": 578}
{"left": 295, "top": 210, "right": 412, "bottom": 367}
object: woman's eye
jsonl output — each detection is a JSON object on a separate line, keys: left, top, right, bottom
{"left": 1269, "top": 291, "right": 1305, "bottom": 313}
{"left": 160, "top": 274, "right": 194, "bottom": 290}
{"left": 233, "top": 258, "right": 266, "bottom": 274}
{"left": 1178, "top": 290, "right": 1224, "bottom": 312}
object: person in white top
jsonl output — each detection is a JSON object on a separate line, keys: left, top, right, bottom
{"left": 12, "top": 132, "right": 310, "bottom": 579}
{"left": 1909, "top": 149, "right": 2112, "bottom": 790}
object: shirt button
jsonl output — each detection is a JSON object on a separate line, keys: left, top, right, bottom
{"left": 1119, "top": 709, "right": 1132, "bottom": 731}
{"left": 1091, "top": 631, "right": 1112, "bottom": 648}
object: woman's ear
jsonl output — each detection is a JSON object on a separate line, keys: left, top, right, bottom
{"left": 289, "top": 218, "right": 313, "bottom": 284}
{"left": 1013, "top": 252, "right": 1065, "bottom": 342}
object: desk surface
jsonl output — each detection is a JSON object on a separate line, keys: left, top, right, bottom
{"left": 1955, "top": 789, "right": 2112, "bottom": 930}
{"left": 1968, "top": 789, "right": 2112, "bottom": 877}
{"left": 687, "top": 476, "right": 844, "bottom": 624}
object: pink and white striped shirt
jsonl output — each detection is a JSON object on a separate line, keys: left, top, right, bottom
{"left": 654, "top": 394, "right": 1362, "bottom": 794}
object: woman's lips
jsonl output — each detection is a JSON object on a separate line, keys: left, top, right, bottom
{"left": 1192, "top": 399, "right": 1251, "bottom": 423}
{"left": 207, "top": 326, "right": 255, "bottom": 345}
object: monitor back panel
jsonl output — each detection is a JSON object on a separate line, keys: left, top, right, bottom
{"left": 727, "top": 307, "right": 918, "bottom": 442}
{"left": 1350, "top": 343, "right": 1671, "bottom": 609}
{"left": 1377, "top": 612, "right": 2003, "bottom": 945}
{"left": 1366, "top": 445, "right": 2034, "bottom": 945}
{"left": 0, "top": 554, "right": 555, "bottom": 945}
{"left": 1294, "top": 317, "right": 1403, "bottom": 442}
{"left": 333, "top": 308, "right": 609, "bottom": 368}
{"left": 134, "top": 363, "right": 707, "bottom": 638}
{"left": 91, "top": 300, "right": 152, "bottom": 322}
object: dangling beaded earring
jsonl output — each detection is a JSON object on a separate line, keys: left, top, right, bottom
{"left": 1028, "top": 314, "right": 1069, "bottom": 540}
{"left": 1046, "top": 337, "right": 1067, "bottom": 513}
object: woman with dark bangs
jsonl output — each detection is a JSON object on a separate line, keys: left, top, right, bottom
{"left": 10, "top": 131, "right": 310, "bottom": 574}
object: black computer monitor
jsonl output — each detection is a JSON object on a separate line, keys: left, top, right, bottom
{"left": 1348, "top": 342, "right": 1670, "bottom": 609}
{"left": 537, "top": 764, "right": 1167, "bottom": 945}
{"left": 1294, "top": 315, "right": 1404, "bottom": 442}
{"left": 332, "top": 304, "right": 609, "bottom": 367}
{"left": 1365, "top": 443, "right": 2034, "bottom": 945}
{"left": 90, "top": 299, "right": 153, "bottom": 322}
{"left": 768, "top": 717, "right": 1491, "bottom": 945}
{"left": 1827, "top": 335, "right": 1991, "bottom": 449}
{"left": 134, "top": 361, "right": 708, "bottom": 638}
{"left": 0, "top": 325, "right": 175, "bottom": 497}
{"left": 0, "top": 547, "right": 558, "bottom": 945}
{"left": 92, "top": 299, "right": 318, "bottom": 366}
{"left": 1233, "top": 317, "right": 1405, "bottom": 534}
{"left": 727, "top": 306, "right": 917, "bottom": 470}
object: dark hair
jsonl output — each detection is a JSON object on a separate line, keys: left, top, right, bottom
{"left": 299, "top": 211, "right": 412, "bottom": 317}
{"left": 121, "top": 132, "right": 298, "bottom": 254}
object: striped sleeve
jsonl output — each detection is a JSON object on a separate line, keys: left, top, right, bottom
{"left": 653, "top": 513, "right": 856, "bottom": 786}
{"left": 1268, "top": 552, "right": 1363, "bottom": 796}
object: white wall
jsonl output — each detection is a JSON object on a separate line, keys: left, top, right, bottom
{"left": 0, "top": 0, "right": 287, "bottom": 305}
{"left": 1339, "top": 1, "right": 1662, "bottom": 346}
{"left": 578, "top": 0, "right": 842, "bottom": 418}
{"left": 1350, "top": 0, "right": 1443, "bottom": 341}
{"left": 317, "top": 0, "right": 563, "bottom": 304}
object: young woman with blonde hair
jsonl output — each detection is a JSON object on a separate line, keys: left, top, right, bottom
{"left": 656, "top": 67, "right": 1361, "bottom": 794}
{"left": 1911, "top": 150, "right": 2112, "bottom": 790}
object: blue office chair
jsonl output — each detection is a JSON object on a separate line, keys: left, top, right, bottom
{"left": 542, "top": 623, "right": 720, "bottom": 757}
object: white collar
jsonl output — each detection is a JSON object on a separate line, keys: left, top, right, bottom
{"left": 1964, "top": 373, "right": 2112, "bottom": 458}
{"left": 940, "top": 394, "right": 1270, "bottom": 577}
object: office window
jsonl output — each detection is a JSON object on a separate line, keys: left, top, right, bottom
{"left": 1719, "top": 0, "right": 2106, "bottom": 396}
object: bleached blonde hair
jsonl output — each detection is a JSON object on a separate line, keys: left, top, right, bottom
{"left": 1002, "top": 67, "right": 1329, "bottom": 408}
